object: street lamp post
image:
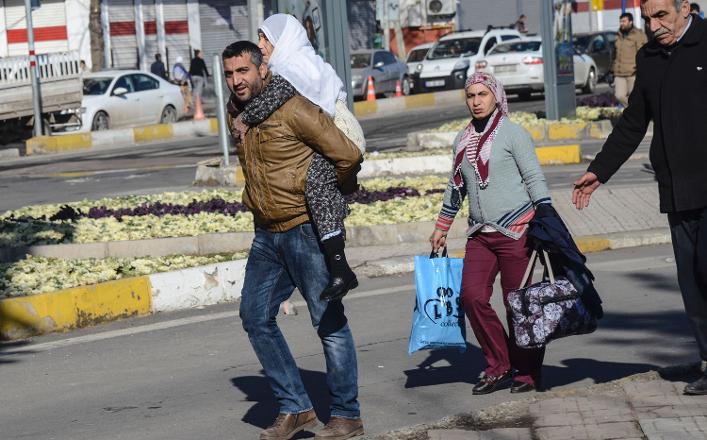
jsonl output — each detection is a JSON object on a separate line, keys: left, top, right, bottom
{"left": 212, "top": 55, "right": 230, "bottom": 166}
{"left": 25, "top": 0, "right": 44, "bottom": 137}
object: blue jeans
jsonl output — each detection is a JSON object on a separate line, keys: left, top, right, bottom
{"left": 239, "top": 223, "right": 360, "bottom": 418}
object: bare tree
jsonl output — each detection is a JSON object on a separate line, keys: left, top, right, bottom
{"left": 89, "top": 0, "right": 104, "bottom": 70}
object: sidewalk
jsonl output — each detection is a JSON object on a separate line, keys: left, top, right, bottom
{"left": 417, "top": 365, "right": 705, "bottom": 440}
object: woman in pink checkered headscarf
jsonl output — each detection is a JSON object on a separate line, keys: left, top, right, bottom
{"left": 429, "top": 70, "right": 553, "bottom": 396}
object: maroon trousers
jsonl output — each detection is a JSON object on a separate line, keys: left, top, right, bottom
{"left": 461, "top": 231, "right": 545, "bottom": 386}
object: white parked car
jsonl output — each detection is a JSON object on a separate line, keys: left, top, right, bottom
{"left": 405, "top": 42, "right": 432, "bottom": 73}
{"left": 475, "top": 37, "right": 598, "bottom": 100}
{"left": 76, "top": 70, "right": 184, "bottom": 132}
{"left": 415, "top": 28, "right": 522, "bottom": 93}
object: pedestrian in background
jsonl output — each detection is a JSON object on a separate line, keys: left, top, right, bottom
{"left": 223, "top": 41, "right": 364, "bottom": 440}
{"left": 573, "top": 0, "right": 707, "bottom": 396}
{"left": 430, "top": 72, "right": 552, "bottom": 395}
{"left": 691, "top": 2, "right": 704, "bottom": 17}
{"left": 513, "top": 14, "right": 528, "bottom": 34}
{"left": 172, "top": 56, "right": 191, "bottom": 113}
{"left": 612, "top": 12, "right": 647, "bottom": 107}
{"left": 150, "top": 53, "right": 167, "bottom": 80}
{"left": 189, "top": 49, "right": 209, "bottom": 120}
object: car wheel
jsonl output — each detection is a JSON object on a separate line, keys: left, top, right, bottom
{"left": 582, "top": 68, "right": 597, "bottom": 94}
{"left": 91, "top": 111, "right": 110, "bottom": 131}
{"left": 402, "top": 76, "right": 412, "bottom": 96}
{"left": 160, "top": 105, "right": 177, "bottom": 124}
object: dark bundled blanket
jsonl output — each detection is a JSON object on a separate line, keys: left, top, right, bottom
{"left": 528, "top": 203, "right": 604, "bottom": 319}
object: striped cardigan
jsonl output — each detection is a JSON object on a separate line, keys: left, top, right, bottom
{"left": 435, "top": 117, "right": 551, "bottom": 240}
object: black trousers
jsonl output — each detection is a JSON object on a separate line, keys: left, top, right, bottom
{"left": 669, "top": 207, "right": 707, "bottom": 360}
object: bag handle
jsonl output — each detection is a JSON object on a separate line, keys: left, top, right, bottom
{"left": 429, "top": 246, "right": 449, "bottom": 259}
{"left": 518, "top": 248, "right": 555, "bottom": 289}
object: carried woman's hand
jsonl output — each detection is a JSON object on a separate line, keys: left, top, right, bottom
{"left": 429, "top": 229, "right": 448, "bottom": 253}
{"left": 233, "top": 115, "right": 249, "bottom": 143}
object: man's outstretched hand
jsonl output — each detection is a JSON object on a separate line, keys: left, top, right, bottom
{"left": 572, "top": 172, "right": 601, "bottom": 210}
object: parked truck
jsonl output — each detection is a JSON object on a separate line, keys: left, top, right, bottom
{"left": 0, "top": 51, "right": 83, "bottom": 143}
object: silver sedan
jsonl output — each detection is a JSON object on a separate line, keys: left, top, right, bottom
{"left": 350, "top": 49, "right": 410, "bottom": 99}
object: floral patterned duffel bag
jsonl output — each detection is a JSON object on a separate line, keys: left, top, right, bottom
{"left": 508, "top": 248, "right": 597, "bottom": 349}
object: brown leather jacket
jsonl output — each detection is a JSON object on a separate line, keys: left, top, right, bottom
{"left": 612, "top": 27, "right": 647, "bottom": 77}
{"left": 230, "top": 95, "right": 363, "bottom": 232}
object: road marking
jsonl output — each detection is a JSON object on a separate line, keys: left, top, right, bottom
{"left": 0, "top": 284, "right": 415, "bottom": 354}
{"left": 41, "top": 164, "right": 196, "bottom": 178}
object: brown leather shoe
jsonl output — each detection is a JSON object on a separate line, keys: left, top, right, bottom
{"left": 314, "top": 416, "right": 364, "bottom": 439}
{"left": 260, "top": 410, "right": 318, "bottom": 440}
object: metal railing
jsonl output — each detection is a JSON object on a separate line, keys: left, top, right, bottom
{"left": 0, "top": 51, "right": 81, "bottom": 88}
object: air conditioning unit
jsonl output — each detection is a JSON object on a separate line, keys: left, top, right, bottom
{"left": 426, "top": 0, "right": 456, "bottom": 16}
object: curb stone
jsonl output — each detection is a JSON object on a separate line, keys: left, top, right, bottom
{"left": 407, "top": 120, "right": 615, "bottom": 151}
{"left": 25, "top": 119, "right": 217, "bottom": 155}
{"left": 0, "top": 260, "right": 245, "bottom": 340}
{"left": 192, "top": 147, "right": 581, "bottom": 187}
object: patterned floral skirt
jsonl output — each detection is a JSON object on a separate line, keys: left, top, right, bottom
{"left": 305, "top": 153, "right": 349, "bottom": 241}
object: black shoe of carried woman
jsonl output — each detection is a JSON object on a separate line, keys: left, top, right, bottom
{"left": 472, "top": 370, "right": 512, "bottom": 395}
{"left": 320, "top": 269, "right": 358, "bottom": 302}
{"left": 510, "top": 381, "right": 536, "bottom": 394}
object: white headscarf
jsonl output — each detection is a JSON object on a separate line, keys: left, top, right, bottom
{"left": 260, "top": 14, "right": 346, "bottom": 116}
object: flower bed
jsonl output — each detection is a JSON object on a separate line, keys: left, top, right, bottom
{"left": 432, "top": 107, "right": 622, "bottom": 133}
{"left": 0, "top": 176, "right": 451, "bottom": 248}
{"left": 0, "top": 176, "right": 457, "bottom": 298}
{"left": 0, "top": 252, "right": 247, "bottom": 298}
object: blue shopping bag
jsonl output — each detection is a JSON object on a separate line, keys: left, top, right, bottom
{"left": 408, "top": 249, "right": 466, "bottom": 354}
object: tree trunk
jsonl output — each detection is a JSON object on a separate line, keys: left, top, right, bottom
{"left": 89, "top": 0, "right": 104, "bottom": 71}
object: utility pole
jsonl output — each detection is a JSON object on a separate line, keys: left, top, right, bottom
{"left": 212, "top": 55, "right": 230, "bottom": 166}
{"left": 248, "top": 0, "right": 263, "bottom": 42}
{"left": 540, "top": 0, "right": 576, "bottom": 119}
{"left": 25, "top": 0, "right": 43, "bottom": 137}
{"left": 383, "top": 0, "right": 390, "bottom": 51}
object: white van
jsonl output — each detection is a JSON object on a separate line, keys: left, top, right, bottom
{"left": 415, "top": 28, "right": 522, "bottom": 93}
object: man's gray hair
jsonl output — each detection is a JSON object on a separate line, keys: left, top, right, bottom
{"left": 640, "top": 0, "right": 687, "bottom": 10}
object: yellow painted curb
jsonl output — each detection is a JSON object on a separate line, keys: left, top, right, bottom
{"left": 0, "top": 276, "right": 151, "bottom": 340}
{"left": 547, "top": 122, "right": 587, "bottom": 141}
{"left": 210, "top": 118, "right": 219, "bottom": 134}
{"left": 576, "top": 236, "right": 611, "bottom": 254}
{"left": 133, "top": 124, "right": 173, "bottom": 143}
{"left": 526, "top": 123, "right": 546, "bottom": 142}
{"left": 353, "top": 101, "right": 378, "bottom": 117}
{"left": 404, "top": 93, "right": 436, "bottom": 110}
{"left": 588, "top": 121, "right": 611, "bottom": 140}
{"left": 234, "top": 165, "right": 245, "bottom": 185}
{"left": 536, "top": 144, "right": 581, "bottom": 165}
{"left": 25, "top": 133, "right": 92, "bottom": 155}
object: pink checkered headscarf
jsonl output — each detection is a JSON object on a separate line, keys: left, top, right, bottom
{"left": 452, "top": 72, "right": 509, "bottom": 190}
{"left": 465, "top": 71, "right": 509, "bottom": 115}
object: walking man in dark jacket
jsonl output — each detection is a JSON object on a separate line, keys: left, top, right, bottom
{"left": 150, "top": 53, "right": 167, "bottom": 80}
{"left": 573, "top": 0, "right": 707, "bottom": 395}
{"left": 189, "top": 49, "right": 209, "bottom": 120}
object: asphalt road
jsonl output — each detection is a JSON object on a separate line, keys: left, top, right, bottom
{"left": 0, "top": 244, "right": 694, "bottom": 440}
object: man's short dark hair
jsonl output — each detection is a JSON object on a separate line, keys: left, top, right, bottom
{"left": 620, "top": 12, "right": 634, "bottom": 21}
{"left": 691, "top": 2, "right": 700, "bottom": 12}
{"left": 155, "top": 53, "right": 161, "bottom": 61}
{"left": 222, "top": 41, "right": 264, "bottom": 68}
